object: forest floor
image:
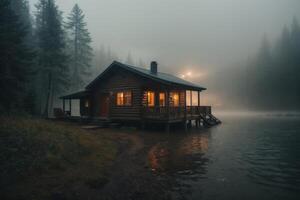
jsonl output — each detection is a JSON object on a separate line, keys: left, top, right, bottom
{"left": 0, "top": 117, "right": 177, "bottom": 200}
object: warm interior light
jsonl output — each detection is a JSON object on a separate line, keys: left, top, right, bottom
{"left": 147, "top": 91, "right": 155, "bottom": 107}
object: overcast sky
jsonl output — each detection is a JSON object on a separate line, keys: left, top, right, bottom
{"left": 29, "top": 0, "right": 300, "bottom": 71}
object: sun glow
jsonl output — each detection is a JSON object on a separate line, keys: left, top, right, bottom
{"left": 180, "top": 68, "right": 207, "bottom": 80}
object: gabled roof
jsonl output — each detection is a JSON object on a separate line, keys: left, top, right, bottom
{"left": 86, "top": 61, "right": 206, "bottom": 90}
{"left": 60, "top": 90, "right": 90, "bottom": 99}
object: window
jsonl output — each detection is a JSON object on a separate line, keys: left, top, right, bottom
{"left": 186, "top": 90, "right": 199, "bottom": 106}
{"left": 117, "top": 91, "right": 132, "bottom": 106}
{"left": 171, "top": 92, "right": 179, "bottom": 107}
{"left": 186, "top": 90, "right": 191, "bottom": 106}
{"left": 147, "top": 91, "right": 155, "bottom": 107}
{"left": 85, "top": 100, "right": 89, "bottom": 108}
{"left": 192, "top": 91, "right": 199, "bottom": 106}
{"left": 159, "top": 92, "right": 165, "bottom": 106}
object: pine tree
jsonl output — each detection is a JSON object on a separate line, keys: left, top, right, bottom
{"left": 35, "top": 0, "right": 69, "bottom": 117}
{"left": 66, "top": 4, "right": 92, "bottom": 91}
{"left": 10, "top": 0, "right": 37, "bottom": 114}
{"left": 10, "top": 0, "right": 32, "bottom": 42}
{"left": 0, "top": 0, "right": 34, "bottom": 112}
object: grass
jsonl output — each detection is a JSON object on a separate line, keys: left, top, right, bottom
{"left": 0, "top": 116, "right": 117, "bottom": 199}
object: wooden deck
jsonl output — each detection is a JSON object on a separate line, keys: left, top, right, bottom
{"left": 142, "top": 105, "right": 221, "bottom": 128}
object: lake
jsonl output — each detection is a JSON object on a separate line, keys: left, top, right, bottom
{"left": 146, "top": 114, "right": 300, "bottom": 200}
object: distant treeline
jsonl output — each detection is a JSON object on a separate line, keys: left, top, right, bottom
{"left": 216, "top": 18, "right": 300, "bottom": 111}
{"left": 0, "top": 0, "right": 143, "bottom": 116}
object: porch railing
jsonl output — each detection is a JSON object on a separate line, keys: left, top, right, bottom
{"left": 142, "top": 106, "right": 211, "bottom": 120}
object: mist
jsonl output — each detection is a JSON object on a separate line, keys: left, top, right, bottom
{"left": 28, "top": 0, "right": 299, "bottom": 65}
{"left": 0, "top": 0, "right": 288, "bottom": 112}
{"left": 28, "top": 0, "right": 300, "bottom": 110}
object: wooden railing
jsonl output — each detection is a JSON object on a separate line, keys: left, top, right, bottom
{"left": 142, "top": 106, "right": 211, "bottom": 120}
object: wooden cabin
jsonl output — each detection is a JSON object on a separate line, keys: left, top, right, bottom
{"left": 60, "top": 61, "right": 220, "bottom": 130}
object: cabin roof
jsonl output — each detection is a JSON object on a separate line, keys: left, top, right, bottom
{"left": 86, "top": 61, "right": 206, "bottom": 90}
{"left": 60, "top": 90, "right": 90, "bottom": 99}
{"left": 60, "top": 61, "right": 206, "bottom": 99}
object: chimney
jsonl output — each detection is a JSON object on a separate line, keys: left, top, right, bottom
{"left": 150, "top": 61, "right": 157, "bottom": 74}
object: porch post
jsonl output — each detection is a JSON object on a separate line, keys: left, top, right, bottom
{"left": 166, "top": 90, "right": 170, "bottom": 119}
{"left": 190, "top": 90, "right": 192, "bottom": 107}
{"left": 184, "top": 90, "right": 187, "bottom": 118}
{"left": 69, "top": 99, "right": 72, "bottom": 116}
{"left": 165, "top": 90, "right": 170, "bottom": 133}
{"left": 63, "top": 99, "right": 65, "bottom": 113}
{"left": 184, "top": 90, "right": 187, "bottom": 131}
{"left": 198, "top": 91, "right": 200, "bottom": 107}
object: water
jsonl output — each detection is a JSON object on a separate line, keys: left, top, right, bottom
{"left": 146, "top": 114, "right": 300, "bottom": 200}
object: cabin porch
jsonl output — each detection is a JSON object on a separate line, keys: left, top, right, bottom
{"left": 59, "top": 88, "right": 221, "bottom": 131}
{"left": 141, "top": 89, "right": 221, "bottom": 130}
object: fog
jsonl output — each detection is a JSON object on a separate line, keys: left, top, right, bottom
{"left": 29, "top": 0, "right": 299, "bottom": 66}
{"left": 27, "top": 0, "right": 300, "bottom": 111}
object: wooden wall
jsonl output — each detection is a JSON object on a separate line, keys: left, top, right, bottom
{"left": 85, "top": 65, "right": 199, "bottom": 121}
{"left": 91, "top": 68, "right": 143, "bottom": 120}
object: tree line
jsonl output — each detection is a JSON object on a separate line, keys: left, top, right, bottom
{"left": 0, "top": 0, "right": 93, "bottom": 116}
{"left": 215, "top": 18, "right": 300, "bottom": 111}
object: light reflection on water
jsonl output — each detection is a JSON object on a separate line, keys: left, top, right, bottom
{"left": 146, "top": 115, "right": 300, "bottom": 200}
{"left": 147, "top": 132, "right": 210, "bottom": 175}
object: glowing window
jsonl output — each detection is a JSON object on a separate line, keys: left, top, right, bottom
{"left": 147, "top": 91, "right": 155, "bottom": 107}
{"left": 192, "top": 91, "right": 199, "bottom": 106}
{"left": 171, "top": 92, "right": 179, "bottom": 107}
{"left": 117, "top": 91, "right": 132, "bottom": 106}
{"left": 159, "top": 92, "right": 165, "bottom": 106}
{"left": 186, "top": 90, "right": 191, "bottom": 106}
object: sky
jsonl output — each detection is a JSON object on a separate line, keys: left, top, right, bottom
{"left": 29, "top": 0, "right": 300, "bottom": 72}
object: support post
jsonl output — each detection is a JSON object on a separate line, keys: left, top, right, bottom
{"left": 166, "top": 90, "right": 170, "bottom": 120}
{"left": 198, "top": 90, "right": 200, "bottom": 115}
{"left": 69, "top": 99, "right": 72, "bottom": 116}
{"left": 183, "top": 120, "right": 187, "bottom": 131}
{"left": 63, "top": 99, "right": 65, "bottom": 113}
{"left": 190, "top": 90, "right": 192, "bottom": 107}
{"left": 184, "top": 90, "right": 187, "bottom": 120}
{"left": 190, "top": 90, "right": 192, "bottom": 115}
{"left": 198, "top": 91, "right": 200, "bottom": 106}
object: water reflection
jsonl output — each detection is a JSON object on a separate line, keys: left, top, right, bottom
{"left": 145, "top": 116, "right": 300, "bottom": 200}
{"left": 147, "top": 131, "right": 210, "bottom": 177}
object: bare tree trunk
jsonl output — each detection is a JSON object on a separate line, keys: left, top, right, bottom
{"left": 44, "top": 72, "right": 52, "bottom": 118}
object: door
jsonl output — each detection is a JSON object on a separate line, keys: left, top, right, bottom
{"left": 99, "top": 93, "right": 110, "bottom": 117}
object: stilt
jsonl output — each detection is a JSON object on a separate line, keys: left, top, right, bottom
{"left": 62, "top": 99, "right": 65, "bottom": 113}
{"left": 188, "top": 120, "right": 192, "bottom": 128}
{"left": 183, "top": 120, "right": 188, "bottom": 132}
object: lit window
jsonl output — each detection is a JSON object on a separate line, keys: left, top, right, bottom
{"left": 159, "top": 92, "right": 165, "bottom": 106}
{"left": 171, "top": 92, "right": 179, "bottom": 107}
{"left": 192, "top": 91, "right": 199, "bottom": 106}
{"left": 186, "top": 90, "right": 191, "bottom": 106}
{"left": 147, "top": 91, "right": 155, "bottom": 107}
{"left": 85, "top": 100, "right": 89, "bottom": 107}
{"left": 117, "top": 91, "right": 132, "bottom": 106}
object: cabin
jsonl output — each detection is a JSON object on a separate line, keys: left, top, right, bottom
{"left": 60, "top": 61, "right": 220, "bottom": 131}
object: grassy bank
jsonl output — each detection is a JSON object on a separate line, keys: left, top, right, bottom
{"left": 0, "top": 117, "right": 117, "bottom": 199}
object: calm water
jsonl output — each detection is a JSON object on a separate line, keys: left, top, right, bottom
{"left": 146, "top": 114, "right": 300, "bottom": 200}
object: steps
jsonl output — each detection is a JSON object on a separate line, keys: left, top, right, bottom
{"left": 199, "top": 114, "right": 221, "bottom": 127}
